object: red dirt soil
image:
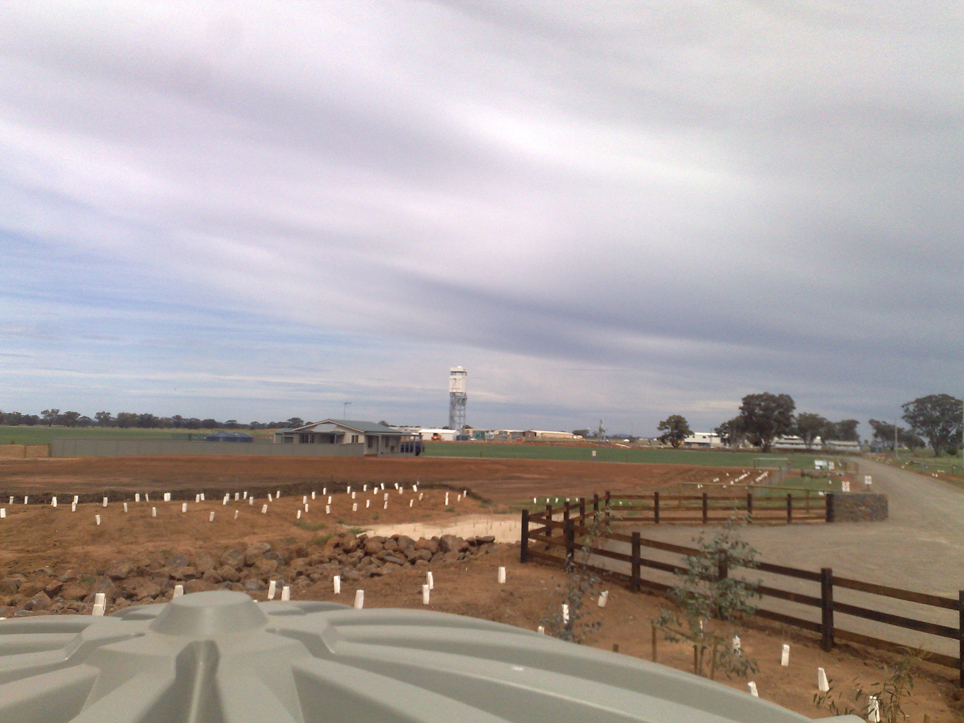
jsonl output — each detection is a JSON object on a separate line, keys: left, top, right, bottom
{"left": 0, "top": 455, "right": 958, "bottom": 720}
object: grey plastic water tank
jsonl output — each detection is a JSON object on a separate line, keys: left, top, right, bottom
{"left": 0, "top": 590, "right": 861, "bottom": 722}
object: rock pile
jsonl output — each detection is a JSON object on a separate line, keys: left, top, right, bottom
{"left": 0, "top": 532, "right": 499, "bottom": 618}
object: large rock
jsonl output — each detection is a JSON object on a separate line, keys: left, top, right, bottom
{"left": 438, "top": 535, "right": 468, "bottom": 554}
{"left": 414, "top": 538, "right": 438, "bottom": 554}
{"left": 105, "top": 561, "right": 135, "bottom": 581}
{"left": 396, "top": 536, "right": 415, "bottom": 551}
{"left": 22, "top": 591, "right": 51, "bottom": 612}
{"left": 364, "top": 539, "right": 384, "bottom": 555}
{"left": 194, "top": 553, "right": 216, "bottom": 575}
{"left": 244, "top": 542, "right": 272, "bottom": 566}
{"left": 217, "top": 565, "right": 240, "bottom": 583}
{"left": 134, "top": 581, "right": 162, "bottom": 600}
{"left": 17, "top": 581, "right": 44, "bottom": 598}
{"left": 0, "top": 576, "right": 24, "bottom": 595}
{"left": 60, "top": 583, "right": 88, "bottom": 601}
{"left": 166, "top": 553, "right": 190, "bottom": 569}
{"left": 255, "top": 558, "right": 279, "bottom": 576}
{"left": 220, "top": 549, "right": 246, "bottom": 570}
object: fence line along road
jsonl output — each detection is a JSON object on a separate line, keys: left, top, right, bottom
{"left": 520, "top": 495, "right": 964, "bottom": 687}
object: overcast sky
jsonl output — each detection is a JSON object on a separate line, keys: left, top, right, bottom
{"left": 1, "top": 2, "right": 962, "bottom": 436}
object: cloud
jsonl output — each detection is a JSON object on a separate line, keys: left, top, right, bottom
{"left": 1, "top": 1, "right": 961, "bottom": 435}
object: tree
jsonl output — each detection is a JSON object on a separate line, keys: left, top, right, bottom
{"left": 41, "top": 409, "right": 60, "bottom": 427}
{"left": 738, "top": 393, "right": 795, "bottom": 453}
{"left": 869, "top": 419, "right": 924, "bottom": 451}
{"left": 59, "top": 411, "right": 82, "bottom": 427}
{"left": 572, "top": 429, "right": 590, "bottom": 438}
{"left": 116, "top": 412, "right": 138, "bottom": 428}
{"left": 828, "top": 419, "right": 860, "bottom": 442}
{"left": 657, "top": 415, "right": 692, "bottom": 448}
{"left": 94, "top": 411, "right": 113, "bottom": 427}
{"left": 794, "top": 413, "right": 829, "bottom": 450}
{"left": 714, "top": 417, "right": 746, "bottom": 447}
{"left": 286, "top": 417, "right": 304, "bottom": 428}
{"left": 902, "top": 394, "right": 964, "bottom": 456}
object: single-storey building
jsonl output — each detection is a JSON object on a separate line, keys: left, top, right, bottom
{"left": 523, "top": 430, "right": 576, "bottom": 441}
{"left": 683, "top": 432, "right": 722, "bottom": 449}
{"left": 274, "top": 420, "right": 420, "bottom": 456}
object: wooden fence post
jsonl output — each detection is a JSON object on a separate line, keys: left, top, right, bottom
{"left": 702, "top": 492, "right": 708, "bottom": 525}
{"left": 579, "top": 497, "right": 586, "bottom": 524}
{"left": 631, "top": 532, "right": 641, "bottom": 592}
{"left": 565, "top": 520, "right": 575, "bottom": 563}
{"left": 593, "top": 494, "right": 599, "bottom": 514}
{"left": 545, "top": 504, "right": 553, "bottom": 540}
{"left": 563, "top": 500, "right": 570, "bottom": 525}
{"left": 820, "top": 567, "right": 834, "bottom": 652}
{"left": 654, "top": 491, "right": 660, "bottom": 524}
{"left": 787, "top": 493, "right": 793, "bottom": 524}
{"left": 746, "top": 492, "right": 753, "bottom": 522}
{"left": 826, "top": 492, "right": 835, "bottom": 523}
{"left": 959, "top": 590, "right": 964, "bottom": 688}
{"left": 605, "top": 490, "right": 611, "bottom": 509}
{"left": 520, "top": 509, "right": 530, "bottom": 563}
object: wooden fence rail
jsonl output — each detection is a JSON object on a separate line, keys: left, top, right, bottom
{"left": 519, "top": 500, "right": 964, "bottom": 686}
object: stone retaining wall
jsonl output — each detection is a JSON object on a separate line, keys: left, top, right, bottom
{"left": 827, "top": 492, "right": 888, "bottom": 522}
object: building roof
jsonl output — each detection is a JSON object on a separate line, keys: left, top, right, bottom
{"left": 288, "top": 419, "right": 408, "bottom": 436}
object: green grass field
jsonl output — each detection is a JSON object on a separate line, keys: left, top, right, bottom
{"left": 0, "top": 426, "right": 273, "bottom": 445}
{"left": 422, "top": 442, "right": 831, "bottom": 470}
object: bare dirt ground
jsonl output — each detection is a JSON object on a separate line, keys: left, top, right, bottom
{"left": 0, "top": 454, "right": 959, "bottom": 720}
{"left": 0, "top": 454, "right": 733, "bottom": 502}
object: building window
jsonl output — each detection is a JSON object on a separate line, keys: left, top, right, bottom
{"left": 351, "top": 435, "right": 359, "bottom": 443}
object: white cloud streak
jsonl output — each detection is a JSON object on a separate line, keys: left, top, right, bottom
{"left": 1, "top": 1, "right": 961, "bottom": 434}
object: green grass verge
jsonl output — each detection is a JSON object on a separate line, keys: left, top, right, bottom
{"left": 422, "top": 442, "right": 828, "bottom": 470}
{"left": 0, "top": 425, "right": 274, "bottom": 445}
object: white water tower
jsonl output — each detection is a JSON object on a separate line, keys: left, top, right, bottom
{"left": 448, "top": 367, "right": 467, "bottom": 431}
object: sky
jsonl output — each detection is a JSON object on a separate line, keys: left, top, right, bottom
{"left": 1, "top": 1, "right": 962, "bottom": 437}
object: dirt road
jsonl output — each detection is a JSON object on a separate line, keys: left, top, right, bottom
{"left": 594, "top": 458, "right": 964, "bottom": 660}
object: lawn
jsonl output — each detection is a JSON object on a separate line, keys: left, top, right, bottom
{"left": 0, "top": 426, "right": 273, "bottom": 446}
{"left": 422, "top": 442, "right": 831, "bottom": 470}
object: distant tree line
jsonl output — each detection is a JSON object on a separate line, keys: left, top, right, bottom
{"left": 656, "top": 391, "right": 963, "bottom": 456}
{"left": 0, "top": 409, "right": 311, "bottom": 431}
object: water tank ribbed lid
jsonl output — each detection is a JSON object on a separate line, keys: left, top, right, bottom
{"left": 0, "top": 590, "right": 859, "bottom": 722}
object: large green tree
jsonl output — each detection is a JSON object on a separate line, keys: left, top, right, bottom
{"left": 657, "top": 415, "right": 692, "bottom": 448}
{"left": 901, "top": 394, "right": 964, "bottom": 455}
{"left": 715, "top": 416, "right": 746, "bottom": 447}
{"left": 828, "top": 419, "right": 860, "bottom": 442}
{"left": 794, "top": 412, "right": 829, "bottom": 450}
{"left": 738, "top": 393, "right": 796, "bottom": 453}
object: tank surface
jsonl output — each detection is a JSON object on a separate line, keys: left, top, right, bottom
{"left": 0, "top": 590, "right": 861, "bottom": 722}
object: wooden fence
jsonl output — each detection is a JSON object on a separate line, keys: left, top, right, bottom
{"left": 520, "top": 498, "right": 964, "bottom": 686}
{"left": 598, "top": 489, "right": 827, "bottom": 525}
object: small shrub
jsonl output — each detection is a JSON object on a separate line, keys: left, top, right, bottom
{"left": 541, "top": 509, "right": 615, "bottom": 643}
{"left": 293, "top": 520, "right": 326, "bottom": 532}
{"left": 813, "top": 647, "right": 927, "bottom": 722}
{"left": 653, "top": 517, "right": 761, "bottom": 679}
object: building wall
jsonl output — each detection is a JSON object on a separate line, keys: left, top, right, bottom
{"left": 50, "top": 439, "right": 365, "bottom": 458}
